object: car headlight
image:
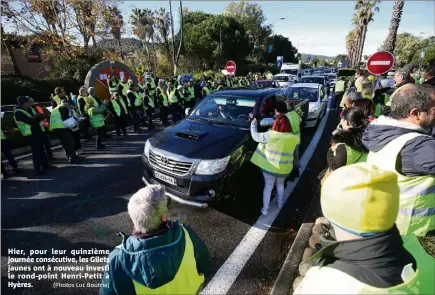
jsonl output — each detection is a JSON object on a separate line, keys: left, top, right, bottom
{"left": 195, "top": 155, "right": 231, "bottom": 175}
{"left": 144, "top": 139, "right": 151, "bottom": 159}
{"left": 308, "top": 107, "right": 319, "bottom": 118}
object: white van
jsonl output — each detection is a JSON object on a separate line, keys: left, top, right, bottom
{"left": 281, "top": 63, "right": 301, "bottom": 81}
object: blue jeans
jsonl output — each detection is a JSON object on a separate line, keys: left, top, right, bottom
{"left": 262, "top": 172, "right": 286, "bottom": 211}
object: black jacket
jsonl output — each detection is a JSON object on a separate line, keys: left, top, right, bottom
{"left": 13, "top": 106, "right": 44, "bottom": 136}
{"left": 314, "top": 226, "right": 416, "bottom": 288}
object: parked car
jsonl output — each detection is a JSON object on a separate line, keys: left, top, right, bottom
{"left": 299, "top": 75, "right": 328, "bottom": 88}
{"left": 285, "top": 83, "right": 327, "bottom": 128}
{"left": 249, "top": 80, "right": 280, "bottom": 89}
{"left": 141, "top": 88, "right": 308, "bottom": 207}
{"left": 272, "top": 74, "right": 292, "bottom": 88}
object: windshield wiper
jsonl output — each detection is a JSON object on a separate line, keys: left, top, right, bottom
{"left": 188, "top": 117, "right": 210, "bottom": 124}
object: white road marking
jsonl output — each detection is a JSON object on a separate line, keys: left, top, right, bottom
{"left": 201, "top": 101, "right": 332, "bottom": 295}
{"left": 370, "top": 61, "right": 391, "bottom": 66}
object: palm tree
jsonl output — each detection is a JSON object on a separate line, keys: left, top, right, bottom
{"left": 103, "top": 6, "right": 124, "bottom": 60}
{"left": 346, "top": 30, "right": 356, "bottom": 65}
{"left": 131, "top": 8, "right": 155, "bottom": 69}
{"left": 384, "top": 0, "right": 405, "bottom": 53}
{"left": 154, "top": 7, "right": 172, "bottom": 72}
{"left": 355, "top": 0, "right": 380, "bottom": 67}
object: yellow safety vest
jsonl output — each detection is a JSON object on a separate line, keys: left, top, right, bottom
{"left": 295, "top": 235, "right": 435, "bottom": 294}
{"left": 167, "top": 89, "right": 179, "bottom": 104}
{"left": 131, "top": 226, "right": 205, "bottom": 295}
{"left": 187, "top": 87, "right": 195, "bottom": 101}
{"left": 367, "top": 132, "right": 435, "bottom": 236}
{"left": 87, "top": 107, "right": 105, "bottom": 128}
{"left": 13, "top": 109, "right": 44, "bottom": 136}
{"left": 286, "top": 111, "right": 301, "bottom": 141}
{"left": 111, "top": 99, "right": 127, "bottom": 117}
{"left": 108, "top": 79, "right": 119, "bottom": 93}
{"left": 86, "top": 96, "right": 100, "bottom": 108}
{"left": 335, "top": 80, "right": 346, "bottom": 93}
{"left": 250, "top": 130, "right": 298, "bottom": 176}
{"left": 150, "top": 78, "right": 156, "bottom": 90}
{"left": 119, "top": 82, "right": 129, "bottom": 96}
{"left": 147, "top": 82, "right": 155, "bottom": 96}
{"left": 128, "top": 90, "right": 143, "bottom": 107}
{"left": 49, "top": 106, "right": 65, "bottom": 130}
{"left": 203, "top": 87, "right": 211, "bottom": 96}
{"left": 53, "top": 95, "right": 62, "bottom": 106}
{"left": 157, "top": 86, "right": 169, "bottom": 107}
{"left": 142, "top": 95, "right": 155, "bottom": 110}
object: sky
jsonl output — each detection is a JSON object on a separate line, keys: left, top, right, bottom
{"left": 119, "top": 0, "right": 435, "bottom": 57}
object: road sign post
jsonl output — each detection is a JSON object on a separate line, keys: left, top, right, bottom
{"left": 225, "top": 61, "right": 236, "bottom": 75}
{"left": 366, "top": 51, "right": 395, "bottom": 75}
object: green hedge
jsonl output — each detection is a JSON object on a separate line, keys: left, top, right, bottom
{"left": 1, "top": 75, "right": 83, "bottom": 106}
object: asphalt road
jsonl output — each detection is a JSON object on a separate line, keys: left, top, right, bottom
{"left": 1, "top": 107, "right": 339, "bottom": 295}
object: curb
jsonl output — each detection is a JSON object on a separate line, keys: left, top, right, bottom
{"left": 270, "top": 222, "right": 314, "bottom": 295}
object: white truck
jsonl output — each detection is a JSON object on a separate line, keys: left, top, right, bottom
{"left": 280, "top": 63, "right": 302, "bottom": 82}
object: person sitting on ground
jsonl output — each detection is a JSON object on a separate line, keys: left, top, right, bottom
{"left": 363, "top": 84, "right": 435, "bottom": 236}
{"left": 327, "top": 108, "right": 368, "bottom": 171}
{"left": 100, "top": 185, "right": 210, "bottom": 295}
{"left": 295, "top": 163, "right": 435, "bottom": 294}
{"left": 250, "top": 113, "right": 299, "bottom": 215}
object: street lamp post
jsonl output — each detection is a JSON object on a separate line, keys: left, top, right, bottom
{"left": 271, "top": 17, "right": 285, "bottom": 37}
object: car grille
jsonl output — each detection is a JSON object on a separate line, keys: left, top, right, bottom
{"left": 149, "top": 150, "right": 193, "bottom": 176}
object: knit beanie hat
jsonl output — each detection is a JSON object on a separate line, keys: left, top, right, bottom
{"left": 321, "top": 163, "right": 400, "bottom": 236}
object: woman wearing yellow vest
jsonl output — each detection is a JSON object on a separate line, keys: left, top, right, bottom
{"left": 99, "top": 185, "right": 210, "bottom": 295}
{"left": 295, "top": 163, "right": 435, "bottom": 294}
{"left": 108, "top": 92, "right": 128, "bottom": 137}
{"left": 327, "top": 108, "right": 368, "bottom": 171}
{"left": 85, "top": 96, "right": 106, "bottom": 150}
{"left": 250, "top": 114, "right": 299, "bottom": 215}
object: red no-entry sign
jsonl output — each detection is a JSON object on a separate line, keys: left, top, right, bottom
{"left": 366, "top": 51, "right": 395, "bottom": 75}
{"left": 225, "top": 61, "right": 236, "bottom": 73}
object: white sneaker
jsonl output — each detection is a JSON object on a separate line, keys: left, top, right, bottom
{"left": 277, "top": 202, "right": 284, "bottom": 209}
{"left": 261, "top": 208, "right": 268, "bottom": 216}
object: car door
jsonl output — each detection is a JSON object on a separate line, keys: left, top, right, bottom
{"left": 319, "top": 85, "right": 327, "bottom": 114}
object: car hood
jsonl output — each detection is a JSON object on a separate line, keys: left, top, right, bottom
{"left": 308, "top": 101, "right": 320, "bottom": 111}
{"left": 149, "top": 119, "right": 248, "bottom": 159}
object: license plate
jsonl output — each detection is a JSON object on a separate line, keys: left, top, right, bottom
{"left": 154, "top": 171, "right": 177, "bottom": 185}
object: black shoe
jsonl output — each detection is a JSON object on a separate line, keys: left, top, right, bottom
{"left": 13, "top": 167, "right": 21, "bottom": 174}
{"left": 97, "top": 144, "right": 106, "bottom": 150}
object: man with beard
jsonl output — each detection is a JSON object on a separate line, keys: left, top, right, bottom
{"left": 363, "top": 84, "right": 435, "bottom": 237}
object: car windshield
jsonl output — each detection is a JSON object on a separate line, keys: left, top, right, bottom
{"left": 273, "top": 76, "right": 289, "bottom": 82}
{"left": 188, "top": 95, "right": 257, "bottom": 128}
{"left": 328, "top": 73, "right": 337, "bottom": 79}
{"left": 281, "top": 69, "right": 298, "bottom": 75}
{"left": 287, "top": 87, "right": 319, "bottom": 102}
{"left": 251, "top": 81, "right": 276, "bottom": 88}
{"left": 300, "top": 77, "right": 324, "bottom": 84}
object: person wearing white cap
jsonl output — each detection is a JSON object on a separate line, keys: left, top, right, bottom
{"left": 295, "top": 163, "right": 435, "bottom": 294}
{"left": 99, "top": 185, "right": 210, "bottom": 295}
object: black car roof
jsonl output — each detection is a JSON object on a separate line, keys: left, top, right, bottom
{"left": 209, "top": 88, "right": 281, "bottom": 98}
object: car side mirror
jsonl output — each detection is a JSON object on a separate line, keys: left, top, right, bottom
{"left": 185, "top": 108, "right": 191, "bottom": 116}
{"left": 260, "top": 117, "right": 275, "bottom": 127}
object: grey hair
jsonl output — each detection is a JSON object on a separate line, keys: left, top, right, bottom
{"left": 128, "top": 185, "right": 167, "bottom": 233}
{"left": 390, "top": 84, "right": 434, "bottom": 119}
{"left": 88, "top": 87, "right": 96, "bottom": 96}
{"left": 361, "top": 82, "right": 374, "bottom": 98}
{"left": 396, "top": 68, "right": 410, "bottom": 81}
{"left": 79, "top": 86, "right": 88, "bottom": 96}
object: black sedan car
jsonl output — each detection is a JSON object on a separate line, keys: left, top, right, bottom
{"left": 142, "top": 88, "right": 303, "bottom": 207}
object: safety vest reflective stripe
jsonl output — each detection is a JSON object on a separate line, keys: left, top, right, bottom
{"left": 86, "top": 96, "right": 99, "bottom": 107}
{"left": 250, "top": 130, "right": 298, "bottom": 176}
{"left": 49, "top": 106, "right": 65, "bottom": 130}
{"left": 1, "top": 129, "right": 6, "bottom": 140}
{"left": 53, "top": 95, "right": 61, "bottom": 106}
{"left": 167, "top": 89, "right": 178, "bottom": 104}
{"left": 14, "top": 109, "right": 34, "bottom": 136}
{"left": 157, "top": 86, "right": 169, "bottom": 106}
{"left": 334, "top": 80, "right": 346, "bottom": 93}
{"left": 87, "top": 107, "right": 105, "bottom": 128}
{"left": 345, "top": 145, "right": 367, "bottom": 165}
{"left": 367, "top": 132, "right": 435, "bottom": 236}
{"left": 150, "top": 79, "right": 156, "bottom": 90}
{"left": 187, "top": 87, "right": 195, "bottom": 100}
{"left": 132, "top": 225, "right": 205, "bottom": 294}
